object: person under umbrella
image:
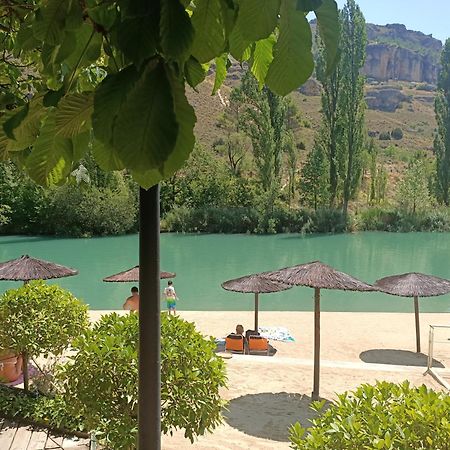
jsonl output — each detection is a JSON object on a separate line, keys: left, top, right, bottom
{"left": 265, "top": 261, "right": 375, "bottom": 401}
{"left": 374, "top": 272, "right": 450, "bottom": 353}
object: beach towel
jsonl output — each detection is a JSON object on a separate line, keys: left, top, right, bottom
{"left": 258, "top": 326, "right": 295, "bottom": 342}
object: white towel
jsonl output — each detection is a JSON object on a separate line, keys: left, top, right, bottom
{"left": 258, "top": 326, "right": 295, "bottom": 342}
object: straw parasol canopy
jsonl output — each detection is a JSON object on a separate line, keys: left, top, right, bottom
{"left": 0, "top": 254, "right": 78, "bottom": 281}
{"left": 374, "top": 272, "right": 450, "bottom": 353}
{"left": 221, "top": 274, "right": 292, "bottom": 331}
{"left": 265, "top": 261, "right": 375, "bottom": 400}
{"left": 103, "top": 265, "right": 175, "bottom": 282}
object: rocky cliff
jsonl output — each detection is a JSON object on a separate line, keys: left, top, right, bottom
{"left": 364, "top": 24, "right": 442, "bottom": 84}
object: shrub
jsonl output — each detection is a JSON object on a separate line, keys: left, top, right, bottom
{"left": 379, "top": 131, "right": 391, "bottom": 140}
{"left": 58, "top": 313, "right": 227, "bottom": 449}
{"left": 309, "top": 208, "right": 349, "bottom": 233}
{"left": 289, "top": 381, "right": 450, "bottom": 449}
{"left": 0, "top": 385, "right": 84, "bottom": 432}
{"left": 0, "top": 281, "right": 88, "bottom": 363}
{"left": 297, "top": 141, "right": 306, "bottom": 150}
{"left": 391, "top": 127, "right": 404, "bottom": 140}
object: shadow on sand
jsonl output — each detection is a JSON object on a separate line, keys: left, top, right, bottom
{"left": 359, "top": 349, "right": 445, "bottom": 368}
{"left": 223, "top": 392, "right": 331, "bottom": 442}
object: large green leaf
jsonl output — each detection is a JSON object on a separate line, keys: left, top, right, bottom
{"left": 163, "top": 67, "right": 196, "bottom": 177}
{"left": 32, "top": 0, "right": 68, "bottom": 45}
{"left": 92, "top": 66, "right": 139, "bottom": 144}
{"left": 3, "top": 104, "right": 29, "bottom": 140}
{"left": 212, "top": 53, "right": 228, "bottom": 95}
{"left": 64, "top": 23, "right": 102, "bottom": 73}
{"left": 191, "top": 0, "right": 226, "bottom": 63}
{"left": 72, "top": 132, "right": 91, "bottom": 162}
{"left": 92, "top": 139, "right": 124, "bottom": 171}
{"left": 234, "top": 0, "right": 280, "bottom": 41}
{"left": 55, "top": 93, "right": 93, "bottom": 138}
{"left": 113, "top": 62, "right": 179, "bottom": 171}
{"left": 266, "top": 0, "right": 314, "bottom": 96}
{"left": 185, "top": 57, "right": 208, "bottom": 89}
{"left": 315, "top": 0, "right": 340, "bottom": 74}
{"left": 117, "top": 15, "right": 158, "bottom": 67}
{"left": 6, "top": 97, "right": 45, "bottom": 152}
{"left": 251, "top": 35, "right": 276, "bottom": 88}
{"left": 26, "top": 113, "right": 73, "bottom": 186}
{"left": 229, "top": 24, "right": 251, "bottom": 61}
{"left": 297, "top": 0, "right": 322, "bottom": 10}
{"left": 132, "top": 67, "right": 196, "bottom": 188}
{"left": 160, "top": 0, "right": 194, "bottom": 62}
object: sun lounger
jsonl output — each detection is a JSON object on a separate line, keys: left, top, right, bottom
{"left": 248, "top": 335, "right": 269, "bottom": 355}
{"left": 225, "top": 334, "right": 245, "bottom": 354}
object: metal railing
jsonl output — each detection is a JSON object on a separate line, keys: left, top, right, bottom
{"left": 426, "top": 324, "right": 450, "bottom": 390}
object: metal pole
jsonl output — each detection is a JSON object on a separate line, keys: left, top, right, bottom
{"left": 414, "top": 296, "right": 421, "bottom": 353}
{"left": 254, "top": 293, "right": 259, "bottom": 331}
{"left": 427, "top": 326, "right": 434, "bottom": 370}
{"left": 139, "top": 185, "right": 161, "bottom": 450}
{"left": 312, "top": 288, "right": 320, "bottom": 401}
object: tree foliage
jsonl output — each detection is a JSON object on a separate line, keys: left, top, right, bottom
{"left": 434, "top": 38, "right": 450, "bottom": 206}
{"left": 290, "top": 381, "right": 450, "bottom": 449}
{"left": 397, "top": 158, "right": 432, "bottom": 214}
{"left": 0, "top": 280, "right": 88, "bottom": 358}
{"left": 0, "top": 0, "right": 339, "bottom": 189}
{"left": 338, "top": 0, "right": 367, "bottom": 215}
{"left": 315, "top": 0, "right": 366, "bottom": 212}
{"left": 300, "top": 141, "right": 329, "bottom": 210}
{"left": 58, "top": 312, "right": 227, "bottom": 448}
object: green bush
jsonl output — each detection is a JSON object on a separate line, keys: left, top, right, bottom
{"left": 58, "top": 313, "right": 227, "bottom": 449}
{"left": 310, "top": 208, "right": 349, "bottom": 233}
{"left": 0, "top": 385, "right": 84, "bottom": 432}
{"left": 0, "top": 161, "right": 138, "bottom": 237}
{"left": 391, "top": 127, "right": 404, "bottom": 140}
{"left": 289, "top": 381, "right": 450, "bottom": 449}
{"left": 0, "top": 281, "right": 88, "bottom": 361}
{"left": 379, "top": 131, "right": 391, "bottom": 141}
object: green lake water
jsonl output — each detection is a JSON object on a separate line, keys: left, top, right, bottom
{"left": 0, "top": 232, "right": 450, "bottom": 312}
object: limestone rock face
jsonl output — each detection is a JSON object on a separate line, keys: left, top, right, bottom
{"left": 364, "top": 24, "right": 442, "bottom": 84}
{"left": 365, "top": 87, "right": 411, "bottom": 112}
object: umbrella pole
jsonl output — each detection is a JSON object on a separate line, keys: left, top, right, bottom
{"left": 254, "top": 293, "right": 259, "bottom": 331}
{"left": 414, "top": 296, "right": 421, "bottom": 353}
{"left": 312, "top": 288, "right": 320, "bottom": 401}
{"left": 139, "top": 186, "right": 161, "bottom": 450}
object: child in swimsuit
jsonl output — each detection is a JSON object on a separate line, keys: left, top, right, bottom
{"left": 163, "top": 280, "right": 177, "bottom": 315}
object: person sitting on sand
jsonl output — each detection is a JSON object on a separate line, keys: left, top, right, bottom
{"left": 235, "top": 324, "right": 245, "bottom": 337}
{"left": 123, "top": 286, "right": 139, "bottom": 312}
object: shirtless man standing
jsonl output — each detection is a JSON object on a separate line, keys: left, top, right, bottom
{"left": 123, "top": 286, "right": 139, "bottom": 311}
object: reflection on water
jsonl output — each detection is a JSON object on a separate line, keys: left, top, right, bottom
{"left": 0, "top": 232, "right": 449, "bottom": 312}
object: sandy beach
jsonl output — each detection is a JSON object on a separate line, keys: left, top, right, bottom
{"left": 90, "top": 310, "right": 450, "bottom": 449}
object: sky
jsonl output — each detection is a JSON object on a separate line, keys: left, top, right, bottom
{"left": 335, "top": 0, "right": 449, "bottom": 44}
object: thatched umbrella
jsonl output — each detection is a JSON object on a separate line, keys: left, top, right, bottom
{"left": 221, "top": 274, "right": 292, "bottom": 331}
{"left": 0, "top": 254, "right": 78, "bottom": 391}
{"left": 265, "top": 261, "right": 375, "bottom": 400}
{"left": 103, "top": 265, "right": 175, "bottom": 282}
{"left": 0, "top": 254, "right": 78, "bottom": 281}
{"left": 374, "top": 272, "right": 450, "bottom": 353}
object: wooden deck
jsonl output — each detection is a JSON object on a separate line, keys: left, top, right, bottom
{"left": 0, "top": 419, "right": 91, "bottom": 450}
